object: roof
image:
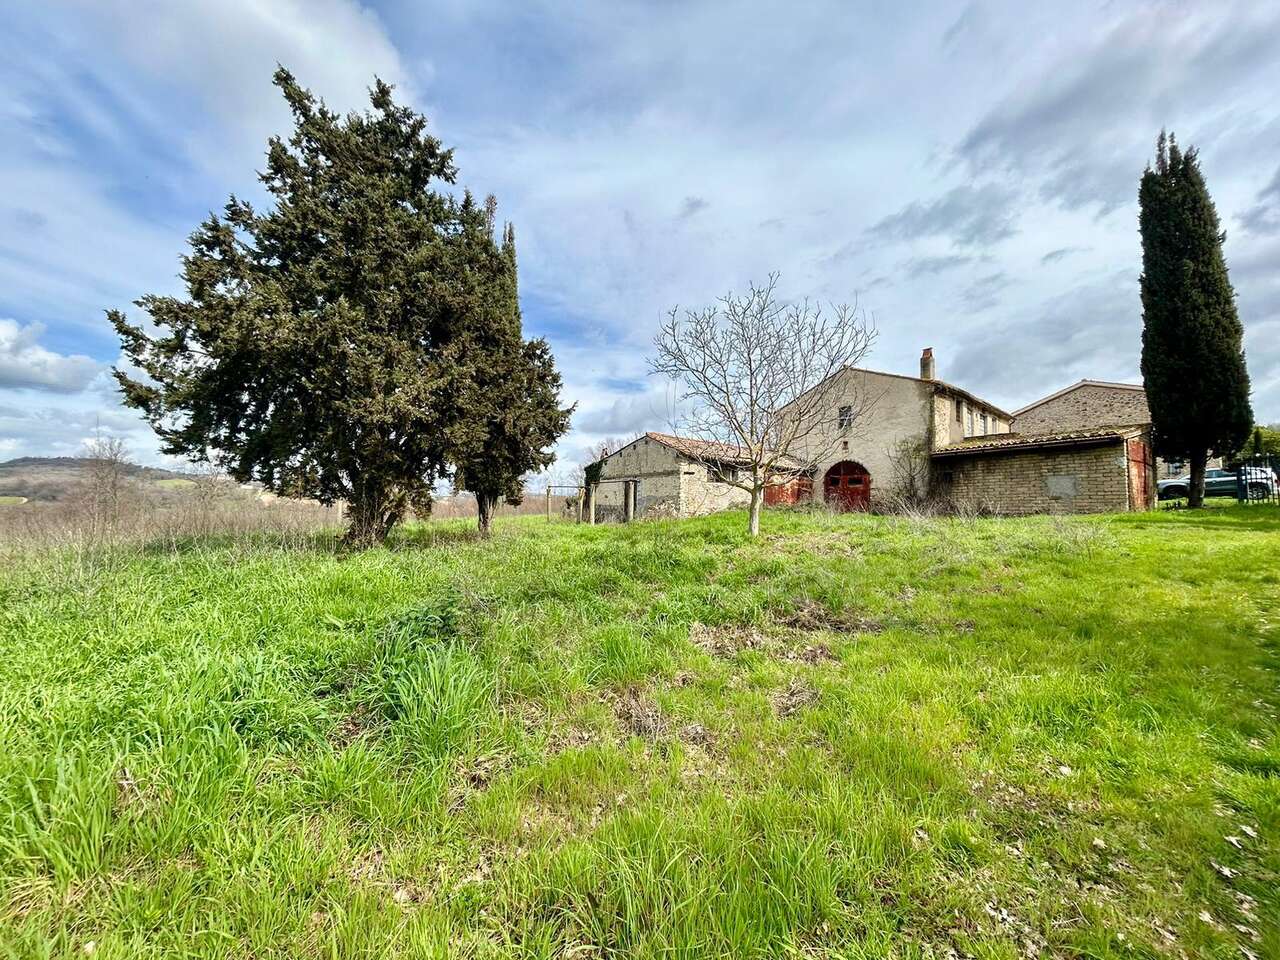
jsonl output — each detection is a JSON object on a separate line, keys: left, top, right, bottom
{"left": 639, "top": 431, "right": 807, "bottom": 469}
{"left": 785, "top": 365, "right": 1014, "bottom": 420}
{"left": 931, "top": 424, "right": 1148, "bottom": 458}
{"left": 1012, "top": 379, "right": 1145, "bottom": 417}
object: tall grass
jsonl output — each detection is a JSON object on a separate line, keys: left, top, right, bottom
{"left": 0, "top": 506, "right": 1276, "bottom": 957}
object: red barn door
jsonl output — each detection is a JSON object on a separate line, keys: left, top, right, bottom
{"left": 823, "top": 461, "right": 871, "bottom": 511}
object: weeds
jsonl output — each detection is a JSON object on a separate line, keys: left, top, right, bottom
{"left": 0, "top": 506, "right": 1277, "bottom": 957}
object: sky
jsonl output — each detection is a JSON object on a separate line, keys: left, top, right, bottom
{"left": 2, "top": 0, "right": 1279, "bottom": 472}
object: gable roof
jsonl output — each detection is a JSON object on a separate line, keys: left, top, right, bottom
{"left": 931, "top": 424, "right": 1147, "bottom": 458}
{"left": 1012, "top": 379, "right": 1145, "bottom": 417}
{"left": 783, "top": 365, "right": 1013, "bottom": 420}
{"left": 643, "top": 431, "right": 807, "bottom": 468}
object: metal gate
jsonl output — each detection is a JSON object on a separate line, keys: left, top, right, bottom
{"left": 1236, "top": 454, "right": 1280, "bottom": 505}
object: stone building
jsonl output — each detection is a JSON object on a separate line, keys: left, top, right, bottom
{"left": 1013, "top": 379, "right": 1216, "bottom": 478}
{"left": 589, "top": 432, "right": 798, "bottom": 520}
{"left": 783, "top": 348, "right": 1013, "bottom": 509}
{"left": 932, "top": 425, "right": 1155, "bottom": 514}
{"left": 780, "top": 349, "right": 1155, "bottom": 515}
{"left": 593, "top": 352, "right": 1158, "bottom": 521}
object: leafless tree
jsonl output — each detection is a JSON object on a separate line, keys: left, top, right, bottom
{"left": 650, "top": 274, "right": 876, "bottom": 536}
{"left": 76, "top": 435, "right": 135, "bottom": 542}
{"left": 885, "top": 436, "right": 931, "bottom": 507}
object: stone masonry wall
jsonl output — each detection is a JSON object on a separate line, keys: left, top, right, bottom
{"left": 1016, "top": 384, "right": 1150, "bottom": 434}
{"left": 595, "top": 436, "right": 683, "bottom": 518}
{"left": 680, "top": 461, "right": 753, "bottom": 516}
{"left": 594, "top": 436, "right": 752, "bottom": 519}
{"left": 940, "top": 441, "right": 1131, "bottom": 515}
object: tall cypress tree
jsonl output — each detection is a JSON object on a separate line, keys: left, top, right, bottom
{"left": 450, "top": 208, "right": 573, "bottom": 536}
{"left": 1139, "top": 132, "right": 1252, "bottom": 507}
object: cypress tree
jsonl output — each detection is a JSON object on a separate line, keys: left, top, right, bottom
{"left": 450, "top": 215, "right": 572, "bottom": 536}
{"left": 111, "top": 69, "right": 569, "bottom": 546}
{"left": 1139, "top": 132, "right": 1252, "bottom": 507}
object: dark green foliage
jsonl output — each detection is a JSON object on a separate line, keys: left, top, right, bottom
{"left": 450, "top": 214, "right": 573, "bottom": 535}
{"left": 111, "top": 69, "right": 569, "bottom": 545}
{"left": 1139, "top": 132, "right": 1253, "bottom": 506}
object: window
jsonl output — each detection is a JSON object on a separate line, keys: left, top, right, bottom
{"left": 965, "top": 406, "right": 973, "bottom": 437}
{"left": 841, "top": 440, "right": 849, "bottom": 452}
{"left": 837, "top": 405, "right": 853, "bottom": 429}
{"left": 713, "top": 464, "right": 739, "bottom": 484}
{"left": 955, "top": 398, "right": 962, "bottom": 423}
{"left": 979, "top": 412, "right": 988, "bottom": 435}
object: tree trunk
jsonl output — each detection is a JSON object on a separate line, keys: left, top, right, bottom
{"left": 748, "top": 483, "right": 763, "bottom": 537}
{"left": 1187, "top": 448, "right": 1208, "bottom": 508}
{"left": 343, "top": 483, "right": 406, "bottom": 549}
{"left": 477, "top": 494, "right": 496, "bottom": 538}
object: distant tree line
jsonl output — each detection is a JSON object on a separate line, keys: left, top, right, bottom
{"left": 112, "top": 69, "right": 570, "bottom": 545}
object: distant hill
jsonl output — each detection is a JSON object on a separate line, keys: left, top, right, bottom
{"left": 0, "top": 457, "right": 193, "bottom": 502}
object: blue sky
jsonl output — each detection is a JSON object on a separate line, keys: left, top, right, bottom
{"left": 3, "top": 1, "right": 1279, "bottom": 470}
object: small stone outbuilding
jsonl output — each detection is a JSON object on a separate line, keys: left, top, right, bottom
{"left": 932, "top": 425, "right": 1155, "bottom": 514}
{"left": 588, "top": 432, "right": 802, "bottom": 521}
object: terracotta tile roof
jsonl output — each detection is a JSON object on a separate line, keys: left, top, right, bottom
{"left": 643, "top": 432, "right": 807, "bottom": 468}
{"left": 931, "top": 424, "right": 1148, "bottom": 457}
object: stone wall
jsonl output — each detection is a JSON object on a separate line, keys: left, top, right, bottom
{"left": 938, "top": 440, "right": 1133, "bottom": 515}
{"left": 593, "top": 435, "right": 752, "bottom": 519}
{"left": 679, "top": 461, "right": 753, "bottom": 515}
{"left": 1016, "top": 384, "right": 1150, "bottom": 434}
{"left": 595, "top": 436, "right": 683, "bottom": 518}
{"left": 788, "top": 369, "right": 932, "bottom": 506}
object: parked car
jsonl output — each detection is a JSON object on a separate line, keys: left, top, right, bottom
{"left": 1158, "top": 467, "right": 1277, "bottom": 500}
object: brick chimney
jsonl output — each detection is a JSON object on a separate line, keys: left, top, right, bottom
{"left": 920, "top": 347, "right": 936, "bottom": 380}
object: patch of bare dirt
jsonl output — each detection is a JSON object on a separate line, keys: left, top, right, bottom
{"left": 773, "top": 679, "right": 819, "bottom": 718}
{"left": 784, "top": 642, "right": 839, "bottom": 664}
{"left": 677, "top": 722, "right": 713, "bottom": 746}
{"left": 689, "top": 622, "right": 767, "bottom": 657}
{"left": 606, "top": 688, "right": 668, "bottom": 740}
{"left": 775, "top": 598, "right": 883, "bottom": 634}
{"left": 331, "top": 704, "right": 375, "bottom": 746}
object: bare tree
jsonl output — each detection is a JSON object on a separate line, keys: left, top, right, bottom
{"left": 885, "top": 436, "right": 931, "bottom": 508}
{"left": 650, "top": 274, "right": 876, "bottom": 536}
{"left": 76, "top": 435, "right": 134, "bottom": 542}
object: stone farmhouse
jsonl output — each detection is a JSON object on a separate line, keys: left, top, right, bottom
{"left": 587, "top": 349, "right": 1158, "bottom": 520}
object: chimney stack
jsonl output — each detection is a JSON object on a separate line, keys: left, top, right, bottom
{"left": 920, "top": 347, "right": 936, "bottom": 380}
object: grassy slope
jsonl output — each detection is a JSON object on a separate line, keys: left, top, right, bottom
{"left": 0, "top": 508, "right": 1276, "bottom": 959}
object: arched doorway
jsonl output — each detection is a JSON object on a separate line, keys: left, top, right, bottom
{"left": 824, "top": 461, "right": 871, "bottom": 511}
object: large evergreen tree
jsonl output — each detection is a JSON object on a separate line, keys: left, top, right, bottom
{"left": 1139, "top": 132, "right": 1252, "bottom": 507}
{"left": 448, "top": 204, "right": 572, "bottom": 536}
{"left": 112, "top": 69, "right": 568, "bottom": 545}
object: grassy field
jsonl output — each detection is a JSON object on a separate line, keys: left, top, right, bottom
{"left": 1, "top": 507, "right": 1277, "bottom": 958}
{"left": 0, "top": 496, "right": 27, "bottom": 506}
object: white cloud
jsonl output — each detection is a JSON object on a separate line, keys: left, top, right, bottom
{"left": 0, "top": 319, "right": 103, "bottom": 393}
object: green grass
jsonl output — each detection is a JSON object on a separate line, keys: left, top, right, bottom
{"left": 151, "top": 478, "right": 196, "bottom": 490}
{"left": 1, "top": 507, "right": 1277, "bottom": 958}
{"left": 0, "top": 496, "right": 27, "bottom": 505}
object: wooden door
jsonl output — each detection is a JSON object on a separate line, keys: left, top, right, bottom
{"left": 823, "top": 461, "right": 871, "bottom": 511}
